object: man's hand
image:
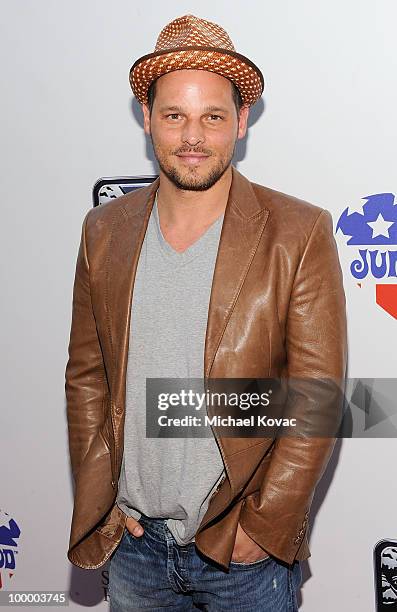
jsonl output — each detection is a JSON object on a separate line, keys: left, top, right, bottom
{"left": 125, "top": 516, "right": 145, "bottom": 537}
{"left": 231, "top": 522, "right": 270, "bottom": 563}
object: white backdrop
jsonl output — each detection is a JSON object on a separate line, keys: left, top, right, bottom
{"left": 1, "top": 1, "right": 396, "bottom": 610}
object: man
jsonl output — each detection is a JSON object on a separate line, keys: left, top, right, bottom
{"left": 65, "top": 14, "right": 347, "bottom": 611}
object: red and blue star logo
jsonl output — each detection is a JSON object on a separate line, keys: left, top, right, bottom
{"left": 336, "top": 192, "right": 397, "bottom": 319}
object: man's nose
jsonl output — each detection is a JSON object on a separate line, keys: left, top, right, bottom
{"left": 181, "top": 118, "right": 205, "bottom": 146}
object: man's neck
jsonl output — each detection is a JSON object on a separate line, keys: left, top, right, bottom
{"left": 156, "top": 165, "right": 232, "bottom": 233}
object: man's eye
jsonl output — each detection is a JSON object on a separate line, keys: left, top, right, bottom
{"left": 165, "top": 113, "right": 223, "bottom": 121}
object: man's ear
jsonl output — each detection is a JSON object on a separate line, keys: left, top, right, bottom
{"left": 142, "top": 103, "right": 151, "bottom": 135}
{"left": 237, "top": 105, "right": 250, "bottom": 140}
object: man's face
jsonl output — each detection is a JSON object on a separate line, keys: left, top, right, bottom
{"left": 142, "top": 69, "right": 249, "bottom": 191}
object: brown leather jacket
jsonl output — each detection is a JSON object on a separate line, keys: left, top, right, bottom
{"left": 65, "top": 165, "right": 347, "bottom": 570}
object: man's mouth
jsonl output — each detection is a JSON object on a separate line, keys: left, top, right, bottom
{"left": 176, "top": 153, "right": 210, "bottom": 166}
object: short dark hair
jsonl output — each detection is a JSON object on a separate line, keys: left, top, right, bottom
{"left": 146, "top": 76, "right": 244, "bottom": 116}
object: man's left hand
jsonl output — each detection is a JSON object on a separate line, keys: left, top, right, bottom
{"left": 231, "top": 522, "right": 270, "bottom": 563}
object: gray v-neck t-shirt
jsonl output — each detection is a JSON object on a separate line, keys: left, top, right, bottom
{"left": 116, "top": 191, "right": 226, "bottom": 545}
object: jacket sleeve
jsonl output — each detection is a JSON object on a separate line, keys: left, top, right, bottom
{"left": 239, "top": 208, "right": 347, "bottom": 564}
{"left": 65, "top": 210, "right": 108, "bottom": 485}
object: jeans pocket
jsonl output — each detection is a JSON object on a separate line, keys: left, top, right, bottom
{"left": 230, "top": 554, "right": 273, "bottom": 569}
{"left": 123, "top": 526, "right": 140, "bottom": 542}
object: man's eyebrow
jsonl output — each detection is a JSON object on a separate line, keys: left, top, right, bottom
{"left": 158, "top": 105, "right": 229, "bottom": 114}
{"left": 203, "top": 106, "right": 229, "bottom": 114}
{"left": 158, "top": 105, "right": 184, "bottom": 113}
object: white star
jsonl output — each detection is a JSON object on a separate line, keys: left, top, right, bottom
{"left": 347, "top": 198, "right": 366, "bottom": 215}
{"left": 367, "top": 214, "right": 395, "bottom": 239}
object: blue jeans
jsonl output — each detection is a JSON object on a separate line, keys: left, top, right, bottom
{"left": 108, "top": 513, "right": 302, "bottom": 611}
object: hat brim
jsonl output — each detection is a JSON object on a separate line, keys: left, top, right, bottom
{"left": 129, "top": 46, "right": 264, "bottom": 107}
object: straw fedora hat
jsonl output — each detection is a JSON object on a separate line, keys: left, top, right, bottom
{"left": 129, "top": 14, "right": 264, "bottom": 107}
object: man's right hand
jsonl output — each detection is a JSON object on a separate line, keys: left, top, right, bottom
{"left": 126, "top": 516, "right": 145, "bottom": 537}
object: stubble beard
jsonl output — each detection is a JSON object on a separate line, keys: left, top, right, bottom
{"left": 151, "top": 137, "right": 236, "bottom": 192}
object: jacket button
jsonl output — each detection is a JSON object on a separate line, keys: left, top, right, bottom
{"left": 115, "top": 406, "right": 122, "bottom": 415}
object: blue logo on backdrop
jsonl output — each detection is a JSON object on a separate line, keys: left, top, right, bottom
{"left": 0, "top": 511, "right": 21, "bottom": 589}
{"left": 336, "top": 192, "right": 397, "bottom": 319}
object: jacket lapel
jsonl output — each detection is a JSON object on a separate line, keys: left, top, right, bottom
{"left": 204, "top": 167, "right": 269, "bottom": 377}
{"left": 107, "top": 178, "right": 159, "bottom": 409}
